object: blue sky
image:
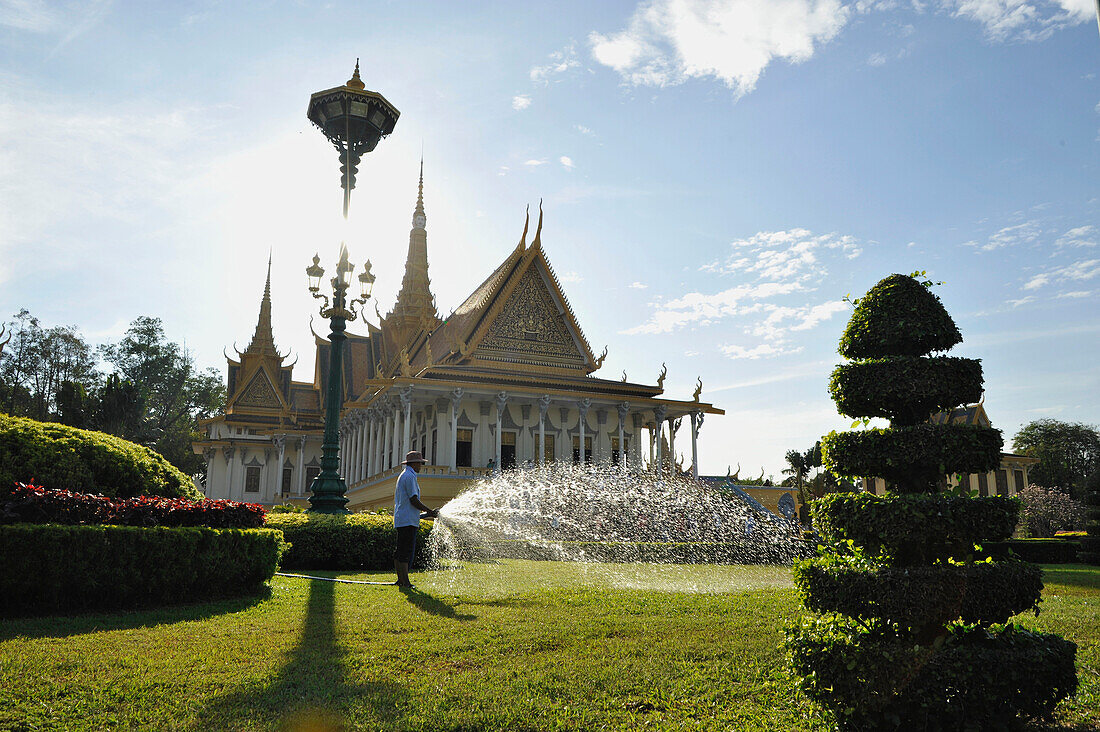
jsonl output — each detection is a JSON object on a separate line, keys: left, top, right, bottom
{"left": 1, "top": 0, "right": 1097, "bottom": 478}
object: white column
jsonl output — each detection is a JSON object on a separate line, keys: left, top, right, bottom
{"left": 366, "top": 414, "right": 377, "bottom": 477}
{"left": 358, "top": 414, "right": 369, "bottom": 481}
{"left": 668, "top": 417, "right": 677, "bottom": 475}
{"left": 577, "top": 398, "right": 591, "bottom": 465}
{"left": 401, "top": 387, "right": 413, "bottom": 457}
{"left": 538, "top": 395, "right": 551, "bottom": 466}
{"left": 223, "top": 446, "right": 236, "bottom": 497}
{"left": 617, "top": 402, "right": 629, "bottom": 468}
{"left": 391, "top": 408, "right": 400, "bottom": 467}
{"left": 449, "top": 389, "right": 462, "bottom": 471}
{"left": 494, "top": 391, "right": 508, "bottom": 474}
{"left": 690, "top": 410, "right": 702, "bottom": 480}
{"left": 274, "top": 435, "right": 286, "bottom": 498}
{"left": 654, "top": 405, "right": 667, "bottom": 475}
{"left": 296, "top": 436, "right": 307, "bottom": 494}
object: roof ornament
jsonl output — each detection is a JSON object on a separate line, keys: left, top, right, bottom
{"left": 656, "top": 362, "right": 667, "bottom": 390}
{"left": 693, "top": 377, "right": 703, "bottom": 402}
{"left": 757, "top": 467, "right": 766, "bottom": 482}
{"left": 374, "top": 363, "right": 384, "bottom": 379}
{"left": 732, "top": 463, "right": 741, "bottom": 481}
{"left": 517, "top": 204, "right": 530, "bottom": 251}
{"left": 593, "top": 345, "right": 608, "bottom": 369}
{"left": 399, "top": 347, "right": 413, "bottom": 377}
{"left": 347, "top": 58, "right": 365, "bottom": 90}
{"left": 531, "top": 199, "right": 543, "bottom": 248}
{"left": 425, "top": 338, "right": 434, "bottom": 366}
{"left": 621, "top": 370, "right": 627, "bottom": 382}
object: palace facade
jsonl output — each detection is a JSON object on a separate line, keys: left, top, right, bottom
{"left": 193, "top": 167, "right": 723, "bottom": 510}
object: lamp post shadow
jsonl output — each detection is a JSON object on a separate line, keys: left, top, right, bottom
{"left": 191, "top": 579, "right": 405, "bottom": 731}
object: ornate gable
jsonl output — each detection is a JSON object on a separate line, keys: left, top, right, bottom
{"left": 471, "top": 260, "right": 588, "bottom": 371}
{"left": 235, "top": 368, "right": 283, "bottom": 410}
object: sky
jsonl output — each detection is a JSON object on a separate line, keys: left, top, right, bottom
{"left": 0, "top": 0, "right": 1097, "bottom": 480}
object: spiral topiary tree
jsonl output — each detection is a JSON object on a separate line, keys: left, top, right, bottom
{"left": 788, "top": 273, "right": 1077, "bottom": 729}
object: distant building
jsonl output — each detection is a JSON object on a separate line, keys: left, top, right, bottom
{"left": 192, "top": 166, "right": 723, "bottom": 509}
{"left": 861, "top": 403, "right": 1038, "bottom": 496}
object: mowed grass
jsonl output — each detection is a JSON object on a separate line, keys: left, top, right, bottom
{"left": 0, "top": 562, "right": 1097, "bottom": 731}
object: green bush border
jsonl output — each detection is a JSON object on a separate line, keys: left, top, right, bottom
{"left": 266, "top": 512, "right": 432, "bottom": 570}
{"left": 0, "top": 523, "right": 285, "bottom": 615}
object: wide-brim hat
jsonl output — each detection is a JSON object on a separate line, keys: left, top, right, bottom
{"left": 402, "top": 450, "right": 427, "bottom": 465}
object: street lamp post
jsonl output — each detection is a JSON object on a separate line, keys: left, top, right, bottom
{"left": 304, "top": 62, "right": 399, "bottom": 513}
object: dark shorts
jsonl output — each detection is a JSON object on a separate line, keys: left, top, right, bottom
{"left": 395, "top": 525, "right": 418, "bottom": 564}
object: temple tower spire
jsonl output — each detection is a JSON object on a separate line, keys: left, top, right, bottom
{"left": 387, "top": 159, "right": 439, "bottom": 340}
{"left": 245, "top": 253, "right": 278, "bottom": 355}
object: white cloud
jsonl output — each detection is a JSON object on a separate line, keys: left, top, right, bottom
{"left": 1007, "top": 295, "right": 1036, "bottom": 307}
{"left": 559, "top": 271, "right": 583, "bottom": 283}
{"left": 530, "top": 44, "right": 583, "bottom": 82}
{"left": 629, "top": 281, "right": 648, "bottom": 289}
{"left": 1025, "top": 258, "right": 1100, "bottom": 290}
{"left": 868, "top": 52, "right": 888, "bottom": 65}
{"left": 524, "top": 158, "right": 546, "bottom": 167}
{"left": 512, "top": 94, "right": 532, "bottom": 111}
{"left": 966, "top": 221, "right": 1041, "bottom": 251}
{"left": 943, "top": 0, "right": 1093, "bottom": 41}
{"left": 1056, "top": 225, "right": 1097, "bottom": 248}
{"left": 589, "top": 0, "right": 850, "bottom": 97}
{"left": 721, "top": 343, "right": 803, "bottom": 359}
{"left": 702, "top": 228, "right": 861, "bottom": 281}
{"left": 575, "top": 124, "right": 595, "bottom": 136}
{"left": 1056, "top": 290, "right": 1093, "bottom": 299}
{"left": 0, "top": 0, "right": 56, "bottom": 31}
{"left": 559, "top": 155, "right": 575, "bottom": 169}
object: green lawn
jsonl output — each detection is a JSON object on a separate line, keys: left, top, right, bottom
{"left": 1, "top": 562, "right": 1098, "bottom": 731}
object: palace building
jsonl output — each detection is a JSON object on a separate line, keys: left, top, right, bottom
{"left": 193, "top": 166, "right": 723, "bottom": 510}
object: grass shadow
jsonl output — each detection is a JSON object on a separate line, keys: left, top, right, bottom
{"left": 191, "top": 578, "right": 406, "bottom": 730}
{"left": 1041, "top": 565, "right": 1100, "bottom": 592}
{"left": 400, "top": 586, "right": 477, "bottom": 620}
{"left": 0, "top": 587, "right": 273, "bottom": 642}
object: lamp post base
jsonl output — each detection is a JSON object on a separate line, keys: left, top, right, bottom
{"left": 308, "top": 472, "right": 350, "bottom": 514}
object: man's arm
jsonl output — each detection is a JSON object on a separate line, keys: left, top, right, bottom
{"left": 410, "top": 494, "right": 437, "bottom": 517}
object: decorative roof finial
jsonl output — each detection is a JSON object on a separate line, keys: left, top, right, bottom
{"left": 347, "top": 58, "right": 365, "bottom": 90}
{"left": 413, "top": 155, "right": 425, "bottom": 223}
{"left": 532, "top": 198, "right": 544, "bottom": 248}
{"left": 245, "top": 253, "right": 278, "bottom": 356}
{"left": 517, "top": 204, "right": 530, "bottom": 250}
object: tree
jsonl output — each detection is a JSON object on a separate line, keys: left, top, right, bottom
{"left": 1017, "top": 484, "right": 1084, "bottom": 538}
{"left": 1013, "top": 419, "right": 1100, "bottom": 500}
{"left": 99, "top": 317, "right": 224, "bottom": 479}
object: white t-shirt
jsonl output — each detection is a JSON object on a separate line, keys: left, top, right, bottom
{"left": 394, "top": 466, "right": 422, "bottom": 527}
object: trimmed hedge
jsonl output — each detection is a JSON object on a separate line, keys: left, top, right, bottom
{"left": 266, "top": 512, "right": 433, "bottom": 570}
{"left": 822, "top": 422, "right": 1003, "bottom": 491}
{"left": 828, "top": 356, "right": 983, "bottom": 426}
{"left": 0, "top": 523, "right": 286, "bottom": 615}
{"left": 983, "top": 538, "right": 1080, "bottom": 564}
{"left": 0, "top": 483, "right": 265, "bottom": 528}
{"left": 0, "top": 414, "right": 197, "bottom": 499}
{"left": 838, "top": 273, "right": 962, "bottom": 359}
{"left": 794, "top": 557, "right": 1042, "bottom": 628}
{"left": 482, "top": 539, "right": 812, "bottom": 564}
{"left": 812, "top": 492, "right": 1019, "bottom": 564}
{"left": 788, "top": 617, "right": 1078, "bottom": 730}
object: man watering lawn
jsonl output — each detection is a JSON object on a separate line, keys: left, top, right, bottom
{"left": 394, "top": 450, "right": 438, "bottom": 588}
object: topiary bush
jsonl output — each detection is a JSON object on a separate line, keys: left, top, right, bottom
{"left": 788, "top": 273, "right": 1077, "bottom": 730}
{"left": 0, "top": 523, "right": 286, "bottom": 615}
{"left": 0, "top": 414, "right": 198, "bottom": 499}
{"left": 266, "top": 512, "right": 433, "bottom": 570}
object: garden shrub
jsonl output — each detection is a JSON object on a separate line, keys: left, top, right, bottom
{"left": 983, "top": 538, "right": 1080, "bottom": 564}
{"left": 0, "top": 414, "right": 197, "bottom": 499}
{"left": 266, "top": 512, "right": 433, "bottom": 570}
{"left": 788, "top": 273, "right": 1077, "bottom": 729}
{"left": 794, "top": 556, "right": 1042, "bottom": 628}
{"left": 1082, "top": 469, "right": 1100, "bottom": 565}
{"left": 0, "top": 523, "right": 286, "bottom": 615}
{"left": 789, "top": 617, "right": 1078, "bottom": 730}
{"left": 0, "top": 483, "right": 265, "bottom": 528}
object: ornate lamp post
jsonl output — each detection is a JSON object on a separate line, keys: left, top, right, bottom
{"left": 304, "top": 62, "right": 398, "bottom": 513}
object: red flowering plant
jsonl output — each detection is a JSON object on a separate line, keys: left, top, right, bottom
{"left": 0, "top": 483, "right": 266, "bottom": 529}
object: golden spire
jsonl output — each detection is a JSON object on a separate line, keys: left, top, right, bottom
{"left": 346, "top": 58, "right": 365, "bottom": 90}
{"left": 388, "top": 160, "right": 439, "bottom": 339}
{"left": 245, "top": 253, "right": 279, "bottom": 355}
